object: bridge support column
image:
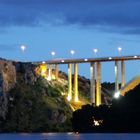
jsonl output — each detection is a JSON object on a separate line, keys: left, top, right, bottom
{"left": 121, "top": 60, "right": 125, "bottom": 88}
{"left": 115, "top": 61, "right": 119, "bottom": 91}
{"left": 90, "top": 62, "right": 95, "bottom": 105}
{"left": 41, "top": 63, "right": 47, "bottom": 78}
{"left": 55, "top": 64, "right": 59, "bottom": 80}
{"left": 74, "top": 63, "right": 79, "bottom": 102}
{"left": 96, "top": 62, "right": 101, "bottom": 106}
{"left": 48, "top": 64, "right": 52, "bottom": 81}
{"left": 67, "top": 63, "right": 72, "bottom": 101}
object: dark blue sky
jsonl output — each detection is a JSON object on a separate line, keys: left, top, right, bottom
{"left": 0, "top": 0, "right": 140, "bottom": 82}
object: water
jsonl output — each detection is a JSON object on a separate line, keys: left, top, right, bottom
{"left": 0, "top": 133, "right": 140, "bottom": 140}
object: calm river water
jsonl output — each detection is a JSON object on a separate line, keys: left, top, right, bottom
{"left": 0, "top": 133, "right": 140, "bottom": 140}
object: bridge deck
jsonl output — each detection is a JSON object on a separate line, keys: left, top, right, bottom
{"left": 33, "top": 55, "right": 140, "bottom": 64}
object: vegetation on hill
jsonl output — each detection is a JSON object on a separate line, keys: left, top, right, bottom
{"left": 0, "top": 76, "right": 72, "bottom": 132}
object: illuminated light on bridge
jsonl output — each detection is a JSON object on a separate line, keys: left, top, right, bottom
{"left": 61, "top": 60, "right": 65, "bottom": 63}
{"left": 84, "top": 58, "right": 88, "bottom": 61}
{"left": 134, "top": 55, "right": 137, "bottom": 58}
{"left": 114, "top": 91, "right": 120, "bottom": 98}
{"left": 109, "top": 57, "right": 112, "bottom": 60}
{"left": 42, "top": 61, "right": 45, "bottom": 64}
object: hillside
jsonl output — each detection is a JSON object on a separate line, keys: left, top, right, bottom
{"left": 0, "top": 59, "right": 113, "bottom": 132}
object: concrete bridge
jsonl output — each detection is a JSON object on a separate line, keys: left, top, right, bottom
{"left": 34, "top": 55, "right": 140, "bottom": 106}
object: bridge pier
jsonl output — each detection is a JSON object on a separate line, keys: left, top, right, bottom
{"left": 55, "top": 64, "right": 59, "bottom": 80}
{"left": 96, "top": 62, "right": 101, "bottom": 106}
{"left": 67, "top": 63, "right": 72, "bottom": 101}
{"left": 74, "top": 63, "right": 79, "bottom": 102}
{"left": 115, "top": 61, "right": 119, "bottom": 91}
{"left": 40, "top": 63, "right": 47, "bottom": 78}
{"left": 114, "top": 60, "right": 125, "bottom": 91}
{"left": 90, "top": 62, "right": 101, "bottom": 106}
{"left": 90, "top": 62, "right": 95, "bottom": 105}
{"left": 48, "top": 64, "right": 52, "bottom": 81}
{"left": 121, "top": 60, "right": 125, "bottom": 88}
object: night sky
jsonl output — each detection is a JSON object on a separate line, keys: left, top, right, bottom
{"left": 0, "top": 0, "right": 140, "bottom": 82}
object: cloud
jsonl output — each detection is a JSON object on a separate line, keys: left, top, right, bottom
{"left": 0, "top": 0, "right": 140, "bottom": 34}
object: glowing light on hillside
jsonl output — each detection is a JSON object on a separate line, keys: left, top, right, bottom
{"left": 114, "top": 91, "right": 120, "bottom": 98}
{"left": 61, "top": 60, "right": 65, "bottom": 63}
{"left": 94, "top": 120, "right": 100, "bottom": 126}
{"left": 134, "top": 55, "right": 137, "bottom": 58}
{"left": 74, "top": 96, "right": 79, "bottom": 102}
{"left": 67, "top": 95, "right": 71, "bottom": 101}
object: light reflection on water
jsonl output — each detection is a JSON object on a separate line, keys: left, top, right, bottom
{"left": 0, "top": 133, "right": 140, "bottom": 140}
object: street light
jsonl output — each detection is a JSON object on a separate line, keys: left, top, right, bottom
{"left": 93, "top": 48, "right": 98, "bottom": 57}
{"left": 20, "top": 45, "right": 27, "bottom": 61}
{"left": 51, "top": 51, "right": 55, "bottom": 56}
{"left": 20, "top": 45, "right": 26, "bottom": 53}
{"left": 51, "top": 51, "right": 56, "bottom": 59}
{"left": 70, "top": 50, "right": 75, "bottom": 58}
{"left": 118, "top": 46, "right": 122, "bottom": 55}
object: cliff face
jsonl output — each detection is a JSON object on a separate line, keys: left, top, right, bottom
{"left": 0, "top": 60, "right": 17, "bottom": 119}
{"left": 0, "top": 60, "right": 38, "bottom": 120}
{"left": 0, "top": 60, "right": 16, "bottom": 94}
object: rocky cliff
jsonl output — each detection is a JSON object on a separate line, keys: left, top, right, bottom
{"left": 0, "top": 59, "right": 16, "bottom": 120}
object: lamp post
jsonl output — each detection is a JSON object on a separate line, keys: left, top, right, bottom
{"left": 118, "top": 46, "right": 122, "bottom": 55}
{"left": 20, "top": 45, "right": 26, "bottom": 53}
{"left": 93, "top": 48, "right": 98, "bottom": 57}
{"left": 70, "top": 50, "right": 75, "bottom": 58}
{"left": 51, "top": 51, "right": 56, "bottom": 59}
{"left": 20, "top": 45, "right": 26, "bottom": 61}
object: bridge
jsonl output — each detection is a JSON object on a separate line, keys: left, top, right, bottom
{"left": 33, "top": 55, "right": 140, "bottom": 106}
